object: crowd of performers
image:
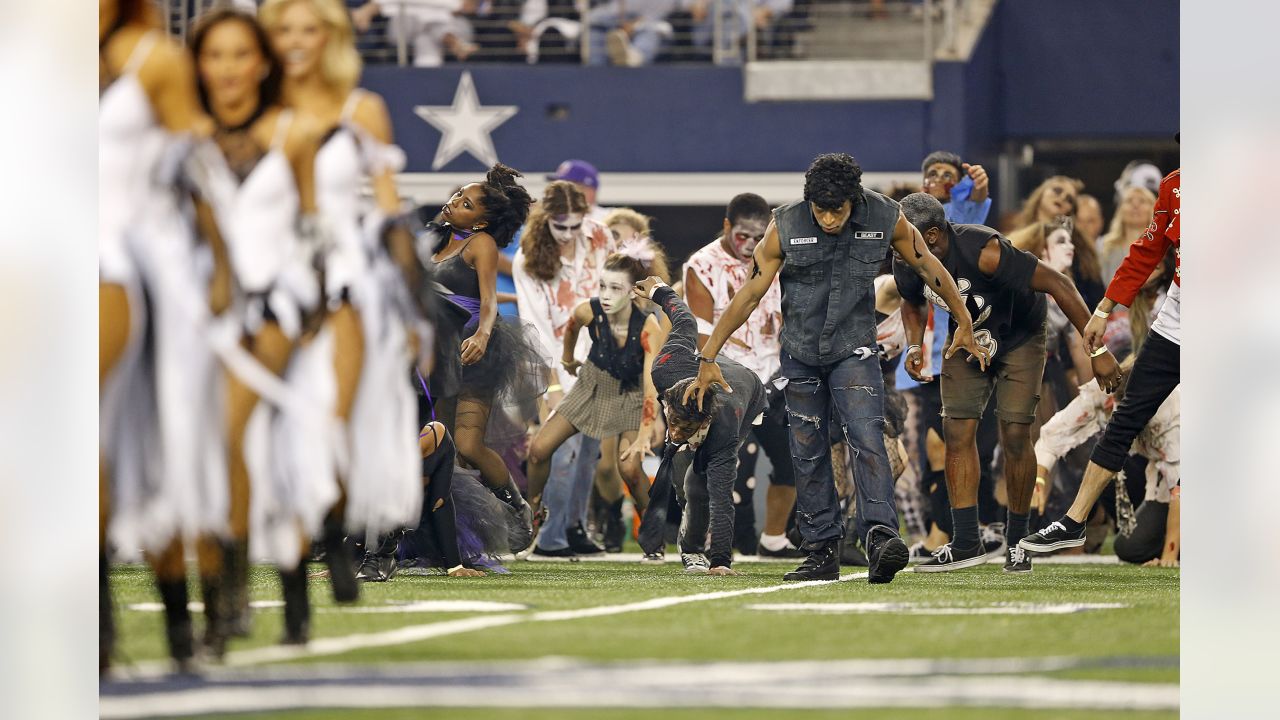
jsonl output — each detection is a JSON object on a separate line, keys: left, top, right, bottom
{"left": 100, "top": 0, "right": 1180, "bottom": 677}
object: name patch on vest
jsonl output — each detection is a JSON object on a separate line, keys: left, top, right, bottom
{"left": 789, "top": 236, "right": 818, "bottom": 246}
{"left": 854, "top": 231, "right": 884, "bottom": 240}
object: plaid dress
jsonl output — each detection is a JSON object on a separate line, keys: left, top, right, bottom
{"left": 554, "top": 361, "right": 644, "bottom": 440}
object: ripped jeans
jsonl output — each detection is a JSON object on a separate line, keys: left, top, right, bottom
{"left": 780, "top": 349, "right": 898, "bottom": 548}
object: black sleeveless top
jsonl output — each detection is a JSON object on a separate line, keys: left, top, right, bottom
{"left": 432, "top": 233, "right": 482, "bottom": 299}
{"left": 586, "top": 299, "right": 649, "bottom": 392}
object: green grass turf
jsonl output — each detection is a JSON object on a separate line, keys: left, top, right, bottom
{"left": 110, "top": 561, "right": 1178, "bottom": 685}
{"left": 184, "top": 709, "right": 1178, "bottom": 720}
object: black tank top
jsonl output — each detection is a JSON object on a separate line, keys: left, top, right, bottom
{"left": 586, "top": 299, "right": 648, "bottom": 392}
{"left": 432, "top": 236, "right": 481, "bottom": 299}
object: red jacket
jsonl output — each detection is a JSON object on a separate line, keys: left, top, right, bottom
{"left": 1105, "top": 169, "right": 1180, "bottom": 307}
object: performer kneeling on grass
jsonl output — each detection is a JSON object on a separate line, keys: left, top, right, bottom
{"left": 634, "top": 276, "right": 767, "bottom": 576}
{"left": 893, "top": 193, "right": 1121, "bottom": 574}
{"left": 524, "top": 243, "right": 668, "bottom": 560}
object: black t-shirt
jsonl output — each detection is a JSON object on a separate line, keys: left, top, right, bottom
{"left": 893, "top": 222, "right": 1047, "bottom": 361}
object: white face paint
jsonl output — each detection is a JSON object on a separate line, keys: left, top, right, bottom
{"left": 610, "top": 223, "right": 642, "bottom": 246}
{"left": 1044, "top": 228, "right": 1075, "bottom": 273}
{"left": 598, "top": 269, "right": 633, "bottom": 316}
{"left": 726, "top": 217, "right": 768, "bottom": 260}
{"left": 548, "top": 213, "right": 585, "bottom": 245}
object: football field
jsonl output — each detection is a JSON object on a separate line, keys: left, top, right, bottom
{"left": 101, "top": 552, "right": 1179, "bottom": 719}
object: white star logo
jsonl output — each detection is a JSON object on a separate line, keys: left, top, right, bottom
{"left": 414, "top": 71, "right": 518, "bottom": 171}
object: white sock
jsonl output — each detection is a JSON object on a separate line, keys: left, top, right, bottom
{"left": 759, "top": 533, "right": 792, "bottom": 551}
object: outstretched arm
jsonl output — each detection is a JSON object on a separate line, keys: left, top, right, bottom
{"left": 635, "top": 278, "right": 699, "bottom": 353}
{"left": 890, "top": 214, "right": 988, "bottom": 370}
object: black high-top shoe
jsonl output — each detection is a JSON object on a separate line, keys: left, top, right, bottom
{"left": 782, "top": 541, "right": 840, "bottom": 581}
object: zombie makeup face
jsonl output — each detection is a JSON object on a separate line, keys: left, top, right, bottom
{"left": 598, "top": 269, "right": 633, "bottom": 316}
{"left": 722, "top": 216, "right": 768, "bottom": 260}
{"left": 664, "top": 405, "right": 706, "bottom": 445}
{"left": 610, "top": 222, "right": 643, "bottom": 246}
{"left": 549, "top": 213, "right": 585, "bottom": 246}
{"left": 1044, "top": 228, "right": 1075, "bottom": 273}
{"left": 922, "top": 162, "right": 961, "bottom": 202}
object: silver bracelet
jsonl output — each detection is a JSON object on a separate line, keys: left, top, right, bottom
{"left": 906, "top": 344, "right": 922, "bottom": 355}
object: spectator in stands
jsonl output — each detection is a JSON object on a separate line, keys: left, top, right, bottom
{"left": 1009, "top": 175, "right": 1084, "bottom": 232}
{"left": 1113, "top": 159, "right": 1163, "bottom": 206}
{"left": 684, "top": 0, "right": 794, "bottom": 62}
{"left": 547, "top": 159, "right": 612, "bottom": 223}
{"left": 352, "top": 0, "right": 477, "bottom": 66}
{"left": 1098, "top": 185, "right": 1157, "bottom": 285}
{"left": 1074, "top": 194, "right": 1104, "bottom": 248}
{"left": 1030, "top": 358, "right": 1179, "bottom": 567}
{"left": 587, "top": 0, "right": 677, "bottom": 67}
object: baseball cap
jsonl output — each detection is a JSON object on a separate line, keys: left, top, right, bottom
{"left": 548, "top": 159, "right": 599, "bottom": 189}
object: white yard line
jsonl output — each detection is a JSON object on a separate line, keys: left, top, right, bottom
{"left": 100, "top": 657, "right": 1179, "bottom": 718}
{"left": 121, "top": 572, "right": 866, "bottom": 676}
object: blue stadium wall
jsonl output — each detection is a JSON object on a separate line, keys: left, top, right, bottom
{"left": 362, "top": 0, "right": 1178, "bottom": 177}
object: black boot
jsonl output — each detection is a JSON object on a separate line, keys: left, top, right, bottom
{"left": 782, "top": 540, "right": 840, "bottom": 581}
{"left": 602, "top": 498, "right": 625, "bottom": 553}
{"left": 157, "top": 577, "right": 196, "bottom": 674}
{"left": 321, "top": 515, "right": 359, "bottom": 604}
{"left": 357, "top": 531, "right": 402, "bottom": 583}
{"left": 221, "top": 539, "right": 251, "bottom": 638}
{"left": 278, "top": 561, "right": 311, "bottom": 646}
{"left": 100, "top": 553, "right": 114, "bottom": 675}
{"left": 199, "top": 572, "right": 227, "bottom": 661}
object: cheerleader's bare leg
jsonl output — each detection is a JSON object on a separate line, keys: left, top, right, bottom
{"left": 221, "top": 320, "right": 294, "bottom": 643}
{"left": 318, "top": 301, "right": 363, "bottom": 604}
{"left": 99, "top": 281, "right": 129, "bottom": 674}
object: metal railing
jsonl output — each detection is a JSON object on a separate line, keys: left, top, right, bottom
{"left": 159, "top": 0, "right": 960, "bottom": 67}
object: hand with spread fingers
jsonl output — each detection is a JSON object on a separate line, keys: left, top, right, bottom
{"left": 946, "top": 321, "right": 990, "bottom": 371}
{"left": 632, "top": 276, "right": 663, "bottom": 300}
{"left": 685, "top": 361, "right": 732, "bottom": 410}
{"left": 707, "top": 566, "right": 740, "bottom": 576}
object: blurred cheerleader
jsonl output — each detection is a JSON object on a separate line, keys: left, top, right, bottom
{"left": 260, "top": 0, "right": 422, "bottom": 602}
{"left": 189, "top": 7, "right": 334, "bottom": 647}
{"left": 99, "top": 0, "right": 223, "bottom": 674}
{"left": 524, "top": 241, "right": 671, "bottom": 558}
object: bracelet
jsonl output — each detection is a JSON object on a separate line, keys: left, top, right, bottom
{"left": 699, "top": 355, "right": 717, "bottom": 363}
{"left": 1093, "top": 307, "right": 1110, "bottom": 320}
{"left": 546, "top": 384, "right": 562, "bottom": 393}
{"left": 1035, "top": 477, "right": 1047, "bottom": 487}
{"left": 1090, "top": 346, "right": 1109, "bottom": 358}
{"left": 906, "top": 344, "right": 921, "bottom": 355}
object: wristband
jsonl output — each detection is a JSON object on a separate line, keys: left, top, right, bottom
{"left": 1090, "top": 346, "right": 1109, "bottom": 358}
{"left": 1093, "top": 307, "right": 1110, "bottom": 320}
{"left": 1035, "top": 477, "right": 1047, "bottom": 487}
{"left": 699, "top": 355, "right": 717, "bottom": 363}
{"left": 546, "top": 384, "right": 562, "bottom": 393}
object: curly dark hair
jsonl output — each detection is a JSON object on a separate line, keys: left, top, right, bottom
{"left": 664, "top": 378, "right": 719, "bottom": 429}
{"left": 803, "top": 153, "right": 863, "bottom": 210}
{"left": 520, "top": 181, "right": 589, "bottom": 281}
{"left": 477, "top": 163, "right": 533, "bottom": 248}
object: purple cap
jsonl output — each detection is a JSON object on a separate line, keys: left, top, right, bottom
{"left": 547, "top": 159, "right": 599, "bottom": 189}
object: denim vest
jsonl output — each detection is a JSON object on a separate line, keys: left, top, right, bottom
{"left": 774, "top": 190, "right": 900, "bottom": 365}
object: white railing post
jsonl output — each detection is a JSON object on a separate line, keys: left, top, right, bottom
{"left": 395, "top": 2, "right": 408, "bottom": 66}
{"left": 579, "top": 0, "right": 591, "bottom": 65}
{"left": 943, "top": 0, "right": 957, "bottom": 55}
{"left": 745, "top": 0, "right": 757, "bottom": 63}
{"left": 922, "top": 0, "right": 934, "bottom": 61}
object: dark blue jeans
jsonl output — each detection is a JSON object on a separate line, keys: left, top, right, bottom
{"left": 781, "top": 349, "right": 899, "bottom": 547}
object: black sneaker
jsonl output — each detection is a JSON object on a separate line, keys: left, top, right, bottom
{"left": 757, "top": 539, "right": 806, "bottom": 559}
{"left": 528, "top": 545, "right": 579, "bottom": 562}
{"left": 912, "top": 542, "right": 987, "bottom": 573}
{"left": 567, "top": 522, "right": 606, "bottom": 555}
{"left": 867, "top": 527, "right": 909, "bottom": 584}
{"left": 640, "top": 551, "right": 665, "bottom": 565}
{"left": 681, "top": 552, "right": 710, "bottom": 575}
{"left": 1003, "top": 545, "right": 1032, "bottom": 574}
{"left": 1018, "top": 519, "right": 1086, "bottom": 553}
{"left": 980, "top": 522, "right": 1007, "bottom": 560}
{"left": 907, "top": 541, "right": 935, "bottom": 563}
{"left": 782, "top": 541, "right": 840, "bottom": 581}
